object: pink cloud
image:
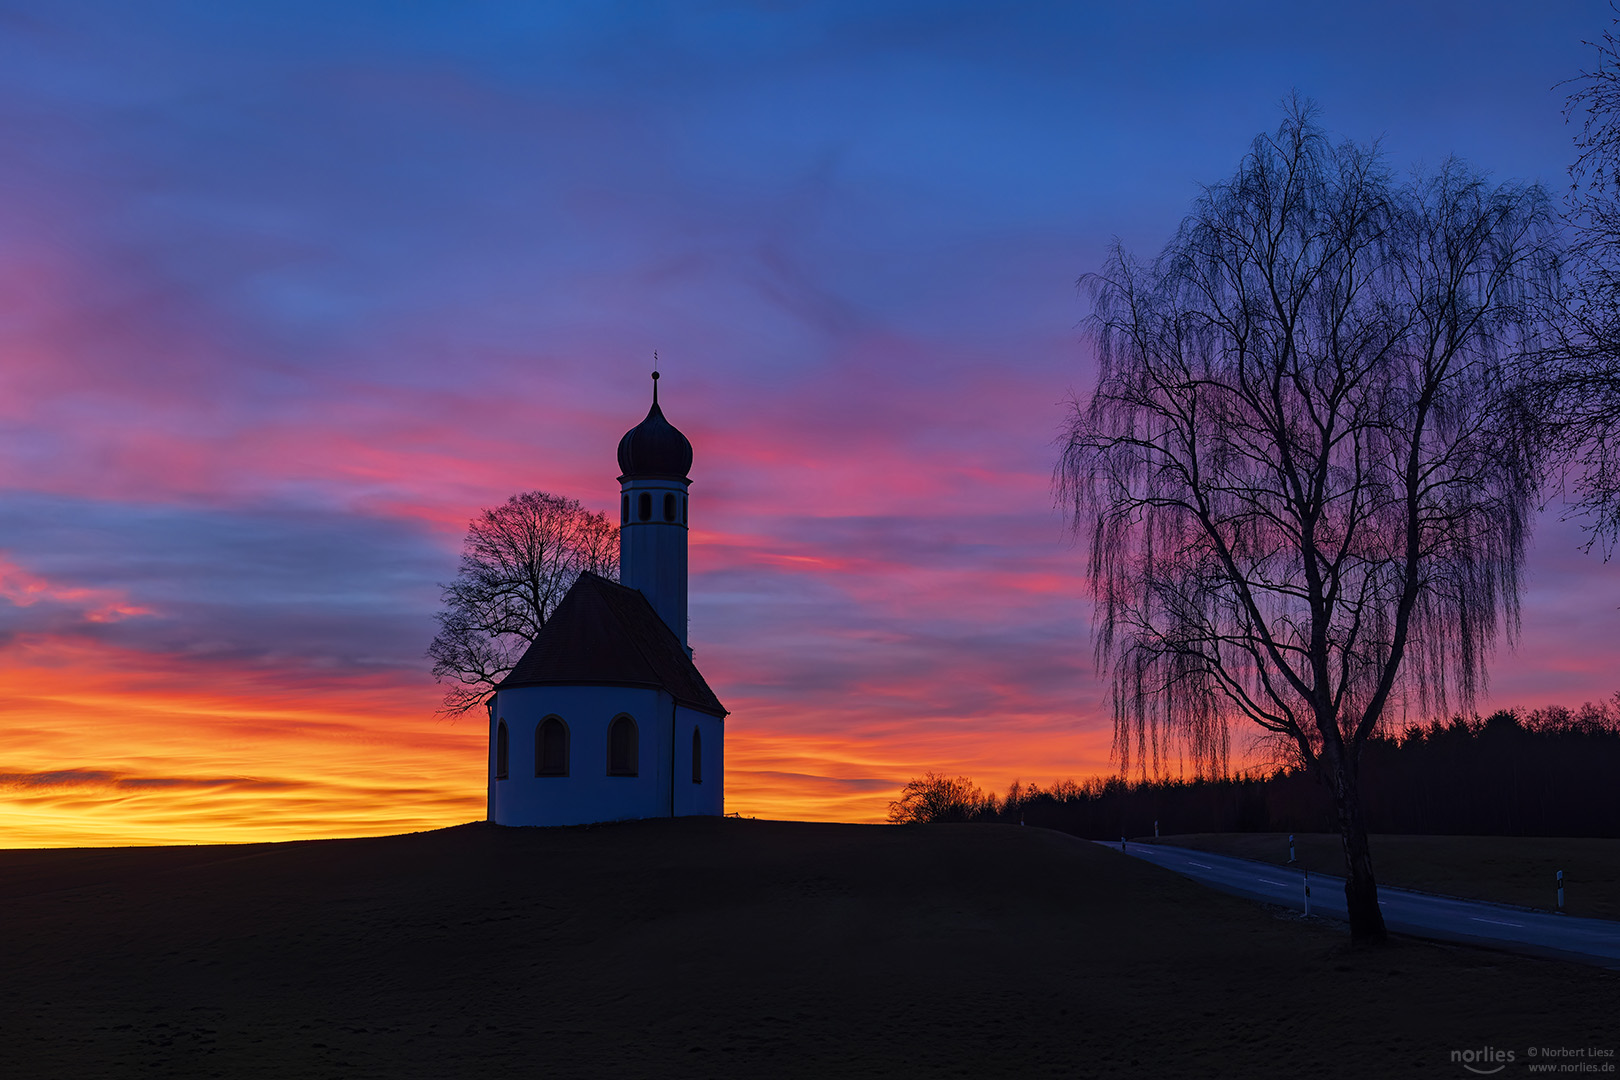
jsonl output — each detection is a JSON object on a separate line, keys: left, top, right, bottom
{"left": 0, "top": 555, "right": 155, "bottom": 623}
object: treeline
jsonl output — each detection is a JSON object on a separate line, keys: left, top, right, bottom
{"left": 891, "top": 700, "right": 1620, "bottom": 838}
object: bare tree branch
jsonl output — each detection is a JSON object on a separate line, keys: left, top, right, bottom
{"left": 1551, "top": 5, "right": 1620, "bottom": 556}
{"left": 427, "top": 491, "right": 619, "bottom": 716}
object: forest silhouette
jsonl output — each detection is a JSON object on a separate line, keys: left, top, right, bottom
{"left": 892, "top": 698, "right": 1620, "bottom": 839}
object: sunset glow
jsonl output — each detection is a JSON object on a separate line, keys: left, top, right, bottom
{"left": 3, "top": 3, "right": 1618, "bottom": 846}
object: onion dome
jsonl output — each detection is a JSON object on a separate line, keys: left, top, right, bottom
{"left": 616, "top": 371, "right": 693, "bottom": 479}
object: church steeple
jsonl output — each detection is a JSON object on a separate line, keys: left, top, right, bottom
{"left": 617, "top": 370, "right": 691, "bottom": 650}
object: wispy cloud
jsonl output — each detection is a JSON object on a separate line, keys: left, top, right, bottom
{"left": 0, "top": 769, "right": 304, "bottom": 791}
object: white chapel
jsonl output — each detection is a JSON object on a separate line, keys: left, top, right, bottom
{"left": 486, "top": 373, "right": 727, "bottom": 826}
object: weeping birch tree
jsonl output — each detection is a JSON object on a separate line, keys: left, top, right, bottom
{"left": 1549, "top": 15, "right": 1620, "bottom": 554}
{"left": 1056, "top": 104, "right": 1559, "bottom": 943}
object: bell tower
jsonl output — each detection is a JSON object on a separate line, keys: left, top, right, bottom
{"left": 616, "top": 370, "right": 692, "bottom": 649}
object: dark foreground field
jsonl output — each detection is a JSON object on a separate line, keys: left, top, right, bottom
{"left": 3, "top": 820, "right": 1616, "bottom": 1079}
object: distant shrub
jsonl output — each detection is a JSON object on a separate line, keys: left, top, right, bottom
{"left": 887, "top": 773, "right": 986, "bottom": 824}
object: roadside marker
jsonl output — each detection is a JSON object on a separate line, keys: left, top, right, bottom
{"left": 1557, "top": 869, "right": 1565, "bottom": 915}
{"left": 1120, "top": 835, "right": 1126, "bottom": 853}
{"left": 1288, "top": 834, "right": 1295, "bottom": 864}
{"left": 1154, "top": 819, "right": 1159, "bottom": 838}
{"left": 1303, "top": 870, "right": 1311, "bottom": 917}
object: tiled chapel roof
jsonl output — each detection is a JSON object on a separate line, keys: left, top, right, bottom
{"left": 496, "top": 572, "right": 726, "bottom": 718}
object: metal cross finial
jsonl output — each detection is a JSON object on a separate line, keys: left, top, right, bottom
{"left": 651, "top": 352, "right": 660, "bottom": 405}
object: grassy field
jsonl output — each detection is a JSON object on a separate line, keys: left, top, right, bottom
{"left": 1146, "top": 833, "right": 1620, "bottom": 920}
{"left": 2, "top": 820, "right": 1616, "bottom": 1079}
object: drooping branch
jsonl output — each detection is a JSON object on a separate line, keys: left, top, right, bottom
{"left": 1552, "top": 12, "right": 1620, "bottom": 556}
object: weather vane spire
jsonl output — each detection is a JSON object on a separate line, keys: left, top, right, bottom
{"left": 652, "top": 351, "right": 660, "bottom": 405}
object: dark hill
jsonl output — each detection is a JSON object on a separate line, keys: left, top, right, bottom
{"left": 2, "top": 819, "right": 1613, "bottom": 1078}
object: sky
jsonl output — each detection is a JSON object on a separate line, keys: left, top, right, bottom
{"left": 2, "top": 1, "right": 1618, "bottom": 846}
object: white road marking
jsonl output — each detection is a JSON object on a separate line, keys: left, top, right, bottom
{"left": 1469, "top": 917, "right": 1524, "bottom": 927}
{"left": 1188, "top": 861, "right": 1213, "bottom": 869}
{"left": 1258, "top": 879, "right": 1290, "bottom": 886}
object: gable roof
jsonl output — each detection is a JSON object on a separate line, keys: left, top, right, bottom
{"left": 496, "top": 573, "right": 727, "bottom": 717}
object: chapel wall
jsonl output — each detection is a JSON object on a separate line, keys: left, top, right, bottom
{"left": 489, "top": 684, "right": 666, "bottom": 826}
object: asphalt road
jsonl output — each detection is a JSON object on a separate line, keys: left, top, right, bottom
{"left": 1102, "top": 840, "right": 1620, "bottom": 969}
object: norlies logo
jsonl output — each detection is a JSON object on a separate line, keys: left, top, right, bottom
{"left": 1452, "top": 1047, "right": 1517, "bottom": 1075}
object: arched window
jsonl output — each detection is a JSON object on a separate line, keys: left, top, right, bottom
{"left": 663, "top": 492, "right": 676, "bottom": 521}
{"left": 691, "top": 726, "right": 702, "bottom": 784}
{"left": 637, "top": 492, "right": 651, "bottom": 521}
{"left": 495, "top": 719, "right": 509, "bottom": 780}
{"left": 536, "top": 716, "right": 569, "bottom": 777}
{"left": 621, "top": 494, "right": 629, "bottom": 524}
{"left": 607, "top": 715, "right": 639, "bottom": 776}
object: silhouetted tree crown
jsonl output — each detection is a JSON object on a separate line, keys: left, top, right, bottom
{"left": 888, "top": 773, "right": 985, "bottom": 824}
{"left": 1056, "top": 99, "right": 1560, "bottom": 942}
{"left": 427, "top": 491, "right": 618, "bottom": 715}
